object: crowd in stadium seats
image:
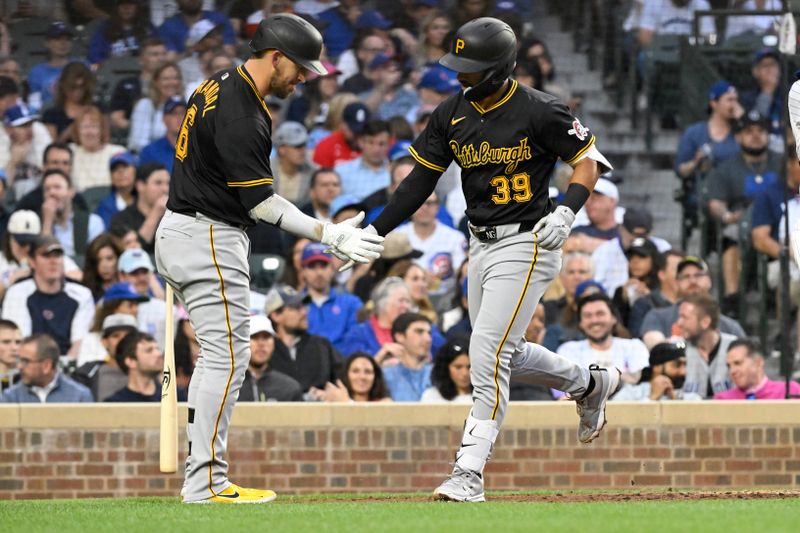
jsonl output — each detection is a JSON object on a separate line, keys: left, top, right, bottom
{"left": 0, "top": 0, "right": 798, "bottom": 406}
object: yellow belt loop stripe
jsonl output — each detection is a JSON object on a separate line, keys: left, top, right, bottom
{"left": 408, "top": 146, "right": 446, "bottom": 172}
{"left": 565, "top": 136, "right": 596, "bottom": 166}
{"left": 490, "top": 241, "right": 539, "bottom": 420}
{"left": 208, "top": 224, "right": 237, "bottom": 497}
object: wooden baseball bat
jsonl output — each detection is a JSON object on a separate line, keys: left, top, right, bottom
{"left": 160, "top": 284, "right": 178, "bottom": 473}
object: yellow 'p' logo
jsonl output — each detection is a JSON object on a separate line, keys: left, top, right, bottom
{"left": 455, "top": 38, "right": 465, "bottom": 54}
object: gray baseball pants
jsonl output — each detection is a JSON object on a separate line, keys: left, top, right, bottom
{"left": 155, "top": 210, "right": 251, "bottom": 502}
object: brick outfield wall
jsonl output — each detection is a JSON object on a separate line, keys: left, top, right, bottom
{"left": 1, "top": 402, "right": 799, "bottom": 499}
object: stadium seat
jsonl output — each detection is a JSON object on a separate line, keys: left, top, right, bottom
{"left": 81, "top": 185, "right": 111, "bottom": 213}
{"left": 248, "top": 254, "right": 285, "bottom": 291}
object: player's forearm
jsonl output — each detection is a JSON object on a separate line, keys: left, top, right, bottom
{"left": 249, "top": 193, "right": 324, "bottom": 241}
{"left": 372, "top": 164, "right": 441, "bottom": 236}
{"left": 559, "top": 158, "right": 599, "bottom": 214}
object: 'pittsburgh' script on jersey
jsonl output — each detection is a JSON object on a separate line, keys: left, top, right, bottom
{"left": 449, "top": 138, "right": 532, "bottom": 175}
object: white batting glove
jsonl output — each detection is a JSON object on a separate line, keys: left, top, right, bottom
{"left": 532, "top": 205, "right": 575, "bottom": 251}
{"left": 321, "top": 212, "right": 384, "bottom": 268}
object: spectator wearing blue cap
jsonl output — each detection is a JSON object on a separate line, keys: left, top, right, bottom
{"left": 117, "top": 248, "right": 169, "bottom": 349}
{"left": 139, "top": 96, "right": 186, "bottom": 172}
{"left": 87, "top": 0, "right": 155, "bottom": 66}
{"left": 157, "top": 0, "right": 235, "bottom": 58}
{"left": 300, "top": 242, "right": 363, "bottom": 353}
{"left": 334, "top": 119, "right": 392, "bottom": 200}
{"left": 2, "top": 104, "right": 51, "bottom": 197}
{"left": 416, "top": 65, "right": 460, "bottom": 112}
{"left": 360, "top": 53, "right": 421, "bottom": 123}
{"left": 329, "top": 194, "right": 368, "bottom": 225}
{"left": 26, "top": 22, "right": 77, "bottom": 112}
{"left": 339, "top": 33, "right": 390, "bottom": 95}
{"left": 76, "top": 283, "right": 147, "bottom": 367}
{"left": 95, "top": 152, "right": 137, "bottom": 228}
{"left": 69, "top": 105, "right": 127, "bottom": 191}
{"left": 0, "top": 78, "right": 52, "bottom": 183}
{"left": 272, "top": 121, "right": 318, "bottom": 205}
{"left": 313, "top": 101, "right": 369, "bottom": 168}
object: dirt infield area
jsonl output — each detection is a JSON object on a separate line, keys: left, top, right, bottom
{"left": 286, "top": 490, "right": 800, "bottom": 504}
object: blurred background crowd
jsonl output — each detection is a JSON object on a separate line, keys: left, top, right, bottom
{"left": 0, "top": 0, "right": 799, "bottom": 406}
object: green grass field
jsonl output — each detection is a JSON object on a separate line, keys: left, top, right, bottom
{"left": 1, "top": 493, "right": 799, "bottom": 533}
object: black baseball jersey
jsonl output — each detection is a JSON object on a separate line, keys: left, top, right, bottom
{"left": 409, "top": 79, "right": 597, "bottom": 227}
{"left": 168, "top": 65, "right": 275, "bottom": 227}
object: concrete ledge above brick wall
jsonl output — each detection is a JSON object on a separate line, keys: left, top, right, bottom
{"left": 1, "top": 402, "right": 799, "bottom": 499}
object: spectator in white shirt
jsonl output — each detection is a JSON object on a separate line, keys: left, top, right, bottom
{"left": 128, "top": 62, "right": 183, "bottom": 152}
{"left": 557, "top": 292, "right": 649, "bottom": 386}
{"left": 69, "top": 105, "right": 127, "bottom": 191}
{"left": 395, "top": 190, "right": 467, "bottom": 291}
{"left": 638, "top": 0, "right": 715, "bottom": 48}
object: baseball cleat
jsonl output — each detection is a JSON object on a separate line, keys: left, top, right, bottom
{"left": 186, "top": 484, "right": 277, "bottom": 504}
{"left": 432, "top": 465, "right": 486, "bottom": 502}
{"left": 575, "top": 365, "right": 622, "bottom": 444}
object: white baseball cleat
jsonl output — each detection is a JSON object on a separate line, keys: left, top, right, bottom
{"left": 575, "top": 365, "right": 622, "bottom": 444}
{"left": 433, "top": 465, "right": 486, "bottom": 502}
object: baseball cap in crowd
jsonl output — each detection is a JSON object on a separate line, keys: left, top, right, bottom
{"left": 7, "top": 210, "right": 41, "bottom": 243}
{"left": 32, "top": 235, "right": 64, "bottom": 256}
{"left": 301, "top": 242, "right": 332, "bottom": 267}
{"left": 264, "top": 284, "right": 311, "bottom": 315}
{"left": 676, "top": 255, "right": 709, "bottom": 275}
{"left": 47, "top": 21, "right": 74, "bottom": 39}
{"left": 249, "top": 314, "right": 275, "bottom": 337}
{"left": 163, "top": 95, "right": 187, "bottom": 115}
{"left": 649, "top": 341, "right": 686, "bottom": 366}
{"left": 104, "top": 282, "right": 149, "bottom": 303}
{"left": 110, "top": 152, "right": 136, "bottom": 170}
{"left": 101, "top": 313, "right": 139, "bottom": 337}
{"left": 625, "top": 237, "right": 659, "bottom": 259}
{"left": 3, "top": 105, "right": 37, "bottom": 127}
{"left": 708, "top": 80, "right": 736, "bottom": 101}
{"left": 330, "top": 194, "right": 367, "bottom": 219}
{"left": 574, "top": 279, "right": 605, "bottom": 299}
{"left": 187, "top": 19, "right": 222, "bottom": 47}
{"left": 118, "top": 249, "right": 154, "bottom": 273}
{"left": 381, "top": 232, "right": 423, "bottom": 261}
{"left": 356, "top": 10, "right": 392, "bottom": 30}
{"left": 369, "top": 53, "right": 397, "bottom": 70}
{"left": 274, "top": 121, "right": 308, "bottom": 147}
{"left": 735, "top": 109, "right": 770, "bottom": 132}
{"left": 622, "top": 207, "right": 653, "bottom": 235}
{"left": 389, "top": 140, "right": 413, "bottom": 162}
{"left": 418, "top": 66, "right": 461, "bottom": 94}
{"left": 592, "top": 177, "right": 618, "bottom": 200}
{"left": 753, "top": 47, "right": 780, "bottom": 65}
{"left": 343, "top": 102, "right": 370, "bottom": 134}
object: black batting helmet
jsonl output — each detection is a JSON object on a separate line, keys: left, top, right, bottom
{"left": 249, "top": 14, "right": 328, "bottom": 76}
{"left": 439, "top": 17, "right": 517, "bottom": 102}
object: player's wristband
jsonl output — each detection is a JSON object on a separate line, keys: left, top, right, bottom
{"left": 561, "top": 183, "right": 591, "bottom": 214}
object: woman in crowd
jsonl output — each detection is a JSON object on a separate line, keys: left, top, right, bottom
{"left": 421, "top": 334, "right": 473, "bottom": 403}
{"left": 42, "top": 62, "right": 96, "bottom": 142}
{"left": 69, "top": 105, "right": 127, "bottom": 191}
{"left": 82, "top": 233, "right": 123, "bottom": 302}
{"left": 416, "top": 11, "right": 452, "bottom": 67}
{"left": 279, "top": 237, "right": 310, "bottom": 291}
{"left": 76, "top": 281, "right": 147, "bottom": 365}
{"left": 95, "top": 153, "right": 137, "bottom": 227}
{"left": 87, "top": 0, "right": 154, "bottom": 65}
{"left": 387, "top": 260, "right": 437, "bottom": 323}
{"left": 612, "top": 239, "right": 662, "bottom": 328}
{"left": 128, "top": 62, "right": 182, "bottom": 152}
{"left": 310, "top": 352, "right": 392, "bottom": 403}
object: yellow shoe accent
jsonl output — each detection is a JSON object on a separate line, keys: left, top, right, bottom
{"left": 190, "top": 484, "right": 277, "bottom": 504}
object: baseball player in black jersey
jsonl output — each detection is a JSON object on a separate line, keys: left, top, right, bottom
{"left": 155, "top": 14, "right": 383, "bottom": 504}
{"left": 371, "top": 17, "right": 621, "bottom": 502}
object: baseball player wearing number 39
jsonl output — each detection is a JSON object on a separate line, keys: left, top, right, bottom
{"left": 371, "top": 17, "right": 621, "bottom": 502}
{"left": 155, "top": 14, "right": 383, "bottom": 504}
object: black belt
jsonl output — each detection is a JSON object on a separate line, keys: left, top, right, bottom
{"left": 173, "top": 208, "right": 249, "bottom": 231}
{"left": 469, "top": 220, "right": 536, "bottom": 242}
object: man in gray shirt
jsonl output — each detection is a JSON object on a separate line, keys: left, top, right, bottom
{"left": 641, "top": 256, "right": 745, "bottom": 349}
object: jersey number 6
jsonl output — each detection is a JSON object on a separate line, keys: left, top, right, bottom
{"left": 490, "top": 172, "right": 532, "bottom": 205}
{"left": 175, "top": 104, "right": 198, "bottom": 162}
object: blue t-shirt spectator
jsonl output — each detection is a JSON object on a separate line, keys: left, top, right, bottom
{"left": 158, "top": 11, "right": 235, "bottom": 54}
{"left": 139, "top": 136, "right": 175, "bottom": 172}
{"left": 317, "top": 7, "right": 355, "bottom": 60}
{"left": 2, "top": 373, "right": 93, "bottom": 403}
{"left": 305, "top": 290, "right": 362, "bottom": 355}
{"left": 674, "top": 121, "right": 740, "bottom": 177}
{"left": 88, "top": 21, "right": 154, "bottom": 64}
{"left": 383, "top": 363, "right": 432, "bottom": 402}
{"left": 340, "top": 320, "right": 446, "bottom": 359}
{"left": 27, "top": 63, "right": 65, "bottom": 111}
{"left": 751, "top": 179, "right": 800, "bottom": 241}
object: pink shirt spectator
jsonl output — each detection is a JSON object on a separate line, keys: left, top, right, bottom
{"left": 714, "top": 378, "right": 800, "bottom": 400}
